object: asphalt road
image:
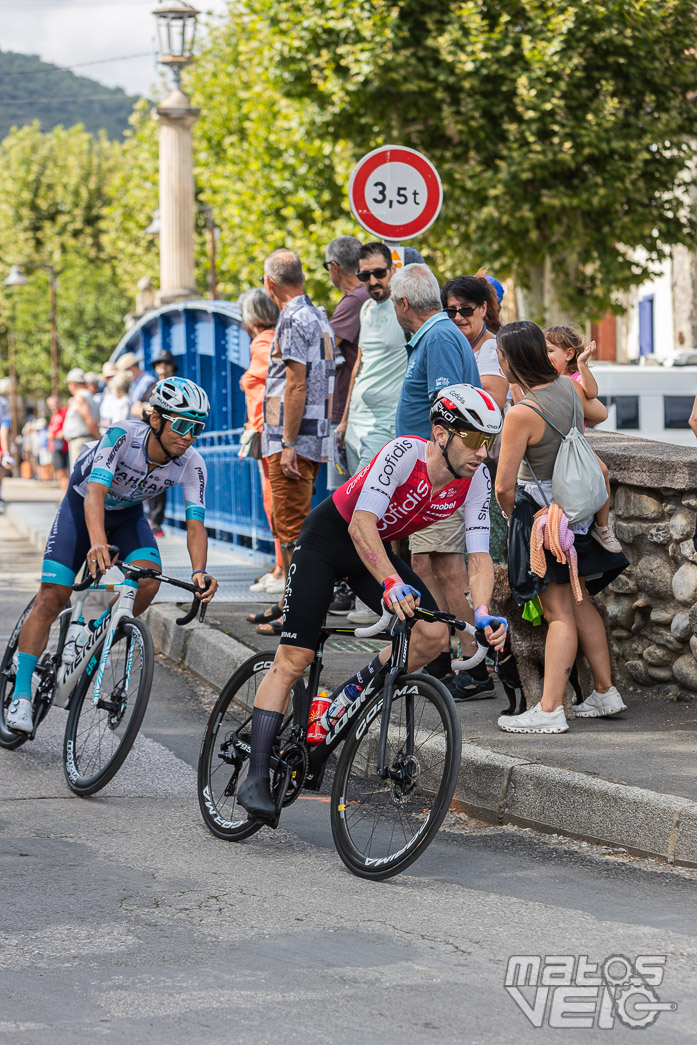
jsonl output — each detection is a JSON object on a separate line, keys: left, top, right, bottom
{"left": 2, "top": 521, "right": 697, "bottom": 1044}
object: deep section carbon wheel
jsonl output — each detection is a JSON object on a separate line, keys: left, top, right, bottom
{"left": 330, "top": 673, "right": 461, "bottom": 880}
{"left": 198, "top": 651, "right": 302, "bottom": 841}
{"left": 63, "top": 618, "right": 154, "bottom": 796}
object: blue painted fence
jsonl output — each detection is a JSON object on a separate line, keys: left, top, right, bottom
{"left": 112, "top": 300, "right": 328, "bottom": 557}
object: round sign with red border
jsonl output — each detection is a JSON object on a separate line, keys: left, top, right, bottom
{"left": 348, "top": 145, "right": 443, "bottom": 241}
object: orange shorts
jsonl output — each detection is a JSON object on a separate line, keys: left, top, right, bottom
{"left": 266, "top": 452, "right": 321, "bottom": 546}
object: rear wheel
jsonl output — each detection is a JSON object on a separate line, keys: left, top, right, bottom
{"left": 330, "top": 673, "right": 461, "bottom": 880}
{"left": 0, "top": 598, "right": 67, "bottom": 749}
{"left": 197, "top": 651, "right": 303, "bottom": 841}
{"left": 63, "top": 618, "right": 154, "bottom": 796}
{"left": 0, "top": 598, "right": 35, "bottom": 749}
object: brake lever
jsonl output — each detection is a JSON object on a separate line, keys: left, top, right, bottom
{"left": 72, "top": 544, "right": 120, "bottom": 590}
{"left": 175, "top": 577, "right": 212, "bottom": 626}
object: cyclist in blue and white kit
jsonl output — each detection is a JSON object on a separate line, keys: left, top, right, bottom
{"left": 6, "top": 377, "right": 219, "bottom": 734}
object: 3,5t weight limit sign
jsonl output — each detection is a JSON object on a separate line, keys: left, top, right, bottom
{"left": 349, "top": 145, "right": 443, "bottom": 242}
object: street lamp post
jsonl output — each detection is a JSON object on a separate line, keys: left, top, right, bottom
{"left": 146, "top": 204, "right": 218, "bottom": 299}
{"left": 3, "top": 263, "right": 59, "bottom": 400}
{"left": 152, "top": 1, "right": 200, "bottom": 305}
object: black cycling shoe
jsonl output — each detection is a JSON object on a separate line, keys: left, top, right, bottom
{"left": 445, "top": 673, "right": 495, "bottom": 702}
{"left": 237, "top": 776, "right": 278, "bottom": 824}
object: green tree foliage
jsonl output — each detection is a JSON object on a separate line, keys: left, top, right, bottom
{"left": 0, "top": 51, "right": 140, "bottom": 141}
{"left": 187, "top": 6, "right": 358, "bottom": 307}
{"left": 206, "top": 0, "right": 697, "bottom": 320}
{"left": 0, "top": 122, "right": 135, "bottom": 397}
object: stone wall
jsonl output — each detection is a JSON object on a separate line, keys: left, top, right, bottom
{"left": 588, "top": 431, "right": 697, "bottom": 696}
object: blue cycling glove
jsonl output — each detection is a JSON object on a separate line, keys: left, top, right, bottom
{"left": 382, "top": 573, "right": 421, "bottom": 610}
{"left": 474, "top": 605, "right": 508, "bottom": 634}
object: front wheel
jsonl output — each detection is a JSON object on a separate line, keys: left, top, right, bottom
{"left": 331, "top": 673, "right": 461, "bottom": 880}
{"left": 63, "top": 618, "right": 154, "bottom": 796}
{"left": 197, "top": 650, "right": 302, "bottom": 841}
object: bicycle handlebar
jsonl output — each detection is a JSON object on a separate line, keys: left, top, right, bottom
{"left": 71, "top": 545, "right": 212, "bottom": 625}
{"left": 72, "top": 545, "right": 121, "bottom": 591}
{"left": 354, "top": 605, "right": 502, "bottom": 670}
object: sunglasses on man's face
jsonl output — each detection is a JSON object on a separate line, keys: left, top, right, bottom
{"left": 444, "top": 304, "right": 477, "bottom": 320}
{"left": 163, "top": 414, "right": 206, "bottom": 438}
{"left": 356, "top": 267, "right": 389, "bottom": 282}
{"left": 449, "top": 427, "right": 497, "bottom": 452}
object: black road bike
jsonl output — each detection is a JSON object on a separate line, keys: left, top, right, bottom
{"left": 198, "top": 606, "right": 493, "bottom": 881}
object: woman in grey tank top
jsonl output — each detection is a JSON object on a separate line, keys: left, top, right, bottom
{"left": 493, "top": 321, "right": 628, "bottom": 735}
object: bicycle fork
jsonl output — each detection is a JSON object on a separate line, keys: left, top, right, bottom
{"left": 376, "top": 620, "right": 412, "bottom": 779}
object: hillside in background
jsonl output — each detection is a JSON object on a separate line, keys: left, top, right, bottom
{"left": 0, "top": 51, "right": 141, "bottom": 140}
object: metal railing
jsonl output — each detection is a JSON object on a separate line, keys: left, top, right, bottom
{"left": 165, "top": 430, "right": 274, "bottom": 554}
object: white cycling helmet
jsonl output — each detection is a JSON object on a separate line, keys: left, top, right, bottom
{"left": 150, "top": 377, "right": 210, "bottom": 421}
{"left": 430, "top": 384, "right": 502, "bottom": 439}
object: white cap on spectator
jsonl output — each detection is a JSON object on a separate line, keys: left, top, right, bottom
{"left": 66, "top": 367, "right": 86, "bottom": 384}
{"left": 116, "top": 352, "right": 139, "bottom": 371}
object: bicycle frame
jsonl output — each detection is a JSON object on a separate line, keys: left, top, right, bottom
{"left": 51, "top": 577, "right": 139, "bottom": 709}
{"left": 284, "top": 606, "right": 493, "bottom": 789}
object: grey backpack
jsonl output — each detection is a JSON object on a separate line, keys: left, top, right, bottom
{"left": 522, "top": 392, "right": 607, "bottom": 524}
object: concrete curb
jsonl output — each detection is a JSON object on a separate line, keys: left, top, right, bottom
{"left": 7, "top": 502, "right": 697, "bottom": 867}
{"left": 453, "top": 744, "right": 697, "bottom": 866}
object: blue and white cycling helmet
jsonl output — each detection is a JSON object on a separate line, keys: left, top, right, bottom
{"left": 150, "top": 377, "right": 210, "bottom": 422}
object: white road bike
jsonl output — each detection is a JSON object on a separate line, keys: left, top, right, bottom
{"left": 0, "top": 548, "right": 208, "bottom": 795}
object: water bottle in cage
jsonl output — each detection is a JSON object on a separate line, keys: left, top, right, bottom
{"left": 307, "top": 690, "right": 331, "bottom": 744}
{"left": 321, "top": 683, "right": 362, "bottom": 731}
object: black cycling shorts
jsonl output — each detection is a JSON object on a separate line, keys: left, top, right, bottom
{"left": 279, "top": 497, "right": 437, "bottom": 649}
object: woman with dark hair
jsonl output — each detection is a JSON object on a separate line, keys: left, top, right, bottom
{"left": 441, "top": 275, "right": 508, "bottom": 409}
{"left": 494, "top": 320, "right": 628, "bottom": 734}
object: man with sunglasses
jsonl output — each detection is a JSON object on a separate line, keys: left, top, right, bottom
{"left": 5, "top": 376, "right": 218, "bottom": 735}
{"left": 323, "top": 236, "right": 367, "bottom": 490}
{"left": 337, "top": 242, "right": 408, "bottom": 477}
{"left": 236, "top": 383, "right": 507, "bottom": 822}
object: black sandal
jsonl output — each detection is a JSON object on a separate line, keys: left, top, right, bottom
{"left": 246, "top": 603, "right": 283, "bottom": 625}
{"left": 256, "top": 618, "right": 283, "bottom": 636}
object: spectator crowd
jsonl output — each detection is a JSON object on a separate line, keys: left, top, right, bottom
{"left": 1, "top": 235, "right": 629, "bottom": 728}
{"left": 233, "top": 238, "right": 626, "bottom": 728}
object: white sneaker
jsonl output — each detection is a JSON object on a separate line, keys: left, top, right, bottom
{"left": 591, "top": 524, "right": 623, "bottom": 554}
{"left": 6, "top": 697, "right": 33, "bottom": 734}
{"left": 263, "top": 574, "right": 286, "bottom": 595}
{"left": 573, "top": 686, "right": 627, "bottom": 718}
{"left": 347, "top": 599, "right": 380, "bottom": 626}
{"left": 498, "top": 703, "right": 569, "bottom": 733}
{"left": 249, "top": 572, "right": 274, "bottom": 593}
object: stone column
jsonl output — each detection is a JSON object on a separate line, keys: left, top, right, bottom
{"left": 153, "top": 87, "right": 200, "bottom": 304}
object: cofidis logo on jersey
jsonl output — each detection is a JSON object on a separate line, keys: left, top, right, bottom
{"left": 376, "top": 439, "right": 413, "bottom": 487}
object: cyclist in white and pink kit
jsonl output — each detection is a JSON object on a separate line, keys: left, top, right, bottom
{"left": 238, "top": 383, "right": 508, "bottom": 821}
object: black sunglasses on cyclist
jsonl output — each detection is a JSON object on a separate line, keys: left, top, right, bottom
{"left": 448, "top": 427, "right": 497, "bottom": 452}
{"left": 163, "top": 413, "right": 206, "bottom": 438}
{"left": 443, "top": 304, "right": 477, "bottom": 320}
{"left": 356, "top": 267, "right": 389, "bottom": 282}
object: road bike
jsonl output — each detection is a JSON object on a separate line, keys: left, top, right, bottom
{"left": 0, "top": 548, "right": 208, "bottom": 796}
{"left": 198, "top": 605, "right": 494, "bottom": 880}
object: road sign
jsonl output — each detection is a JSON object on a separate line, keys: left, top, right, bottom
{"left": 348, "top": 145, "right": 443, "bottom": 242}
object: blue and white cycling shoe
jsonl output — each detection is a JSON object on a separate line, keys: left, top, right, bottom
{"left": 6, "top": 697, "right": 33, "bottom": 734}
